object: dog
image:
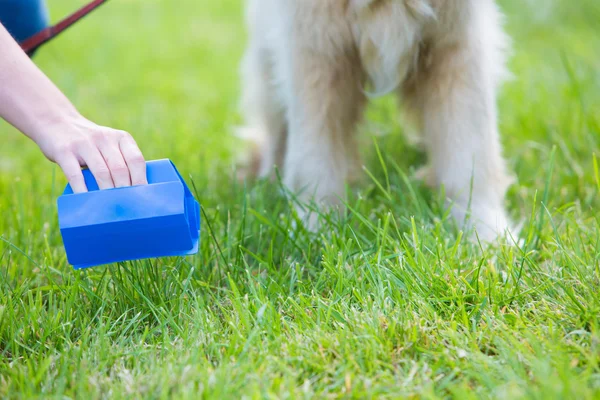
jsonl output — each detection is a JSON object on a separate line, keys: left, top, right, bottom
{"left": 238, "top": 0, "right": 515, "bottom": 242}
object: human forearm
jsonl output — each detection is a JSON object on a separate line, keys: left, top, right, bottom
{"left": 0, "top": 23, "right": 79, "bottom": 141}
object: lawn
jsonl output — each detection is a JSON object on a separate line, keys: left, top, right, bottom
{"left": 0, "top": 0, "right": 599, "bottom": 398}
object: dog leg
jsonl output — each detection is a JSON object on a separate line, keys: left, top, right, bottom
{"left": 238, "top": 44, "right": 287, "bottom": 180}
{"left": 406, "top": 7, "right": 514, "bottom": 241}
{"left": 282, "top": 48, "right": 365, "bottom": 230}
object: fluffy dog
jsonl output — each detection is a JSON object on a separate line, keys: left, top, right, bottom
{"left": 238, "top": 0, "right": 515, "bottom": 241}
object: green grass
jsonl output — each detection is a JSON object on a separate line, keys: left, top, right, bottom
{"left": 1, "top": 0, "right": 599, "bottom": 398}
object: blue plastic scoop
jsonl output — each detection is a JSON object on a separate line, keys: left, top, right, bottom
{"left": 57, "top": 159, "right": 201, "bottom": 269}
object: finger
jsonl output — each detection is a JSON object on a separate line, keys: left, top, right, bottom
{"left": 98, "top": 136, "right": 131, "bottom": 188}
{"left": 56, "top": 154, "right": 87, "bottom": 193}
{"left": 79, "top": 143, "right": 114, "bottom": 190}
{"left": 119, "top": 134, "right": 147, "bottom": 185}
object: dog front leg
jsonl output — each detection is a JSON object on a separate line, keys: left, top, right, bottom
{"left": 409, "top": 20, "right": 514, "bottom": 241}
{"left": 282, "top": 50, "right": 365, "bottom": 230}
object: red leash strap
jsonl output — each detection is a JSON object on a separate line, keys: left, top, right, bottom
{"left": 19, "top": 0, "right": 109, "bottom": 55}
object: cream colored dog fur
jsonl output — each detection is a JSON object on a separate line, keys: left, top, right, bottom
{"left": 238, "top": 0, "right": 515, "bottom": 241}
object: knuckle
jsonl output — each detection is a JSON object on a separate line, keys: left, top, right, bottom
{"left": 106, "top": 129, "right": 128, "bottom": 142}
{"left": 94, "top": 165, "right": 111, "bottom": 181}
{"left": 55, "top": 140, "right": 78, "bottom": 155}
{"left": 111, "top": 163, "right": 130, "bottom": 176}
{"left": 120, "top": 132, "right": 137, "bottom": 145}
{"left": 72, "top": 137, "right": 93, "bottom": 152}
{"left": 116, "top": 129, "right": 130, "bottom": 139}
{"left": 65, "top": 171, "right": 82, "bottom": 182}
{"left": 55, "top": 145, "right": 73, "bottom": 158}
{"left": 91, "top": 130, "right": 108, "bottom": 143}
{"left": 129, "top": 153, "right": 145, "bottom": 165}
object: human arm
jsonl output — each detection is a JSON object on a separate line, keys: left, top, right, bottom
{"left": 0, "top": 22, "right": 147, "bottom": 193}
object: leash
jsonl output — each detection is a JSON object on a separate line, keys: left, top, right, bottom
{"left": 19, "top": 0, "right": 109, "bottom": 56}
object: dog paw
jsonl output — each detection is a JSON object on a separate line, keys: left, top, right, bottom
{"left": 452, "top": 203, "right": 519, "bottom": 245}
{"left": 291, "top": 205, "right": 322, "bottom": 234}
{"left": 234, "top": 126, "right": 264, "bottom": 182}
{"left": 290, "top": 201, "right": 346, "bottom": 236}
{"left": 414, "top": 164, "right": 435, "bottom": 188}
{"left": 471, "top": 215, "right": 518, "bottom": 244}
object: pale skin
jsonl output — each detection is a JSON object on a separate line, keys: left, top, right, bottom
{"left": 0, "top": 23, "right": 147, "bottom": 193}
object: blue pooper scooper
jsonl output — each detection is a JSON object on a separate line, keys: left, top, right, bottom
{"left": 57, "top": 159, "right": 201, "bottom": 269}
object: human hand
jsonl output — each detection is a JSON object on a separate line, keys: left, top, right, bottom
{"left": 0, "top": 23, "right": 147, "bottom": 193}
{"left": 33, "top": 115, "right": 147, "bottom": 193}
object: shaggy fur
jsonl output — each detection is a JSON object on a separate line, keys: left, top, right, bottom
{"left": 238, "top": 0, "right": 515, "bottom": 241}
